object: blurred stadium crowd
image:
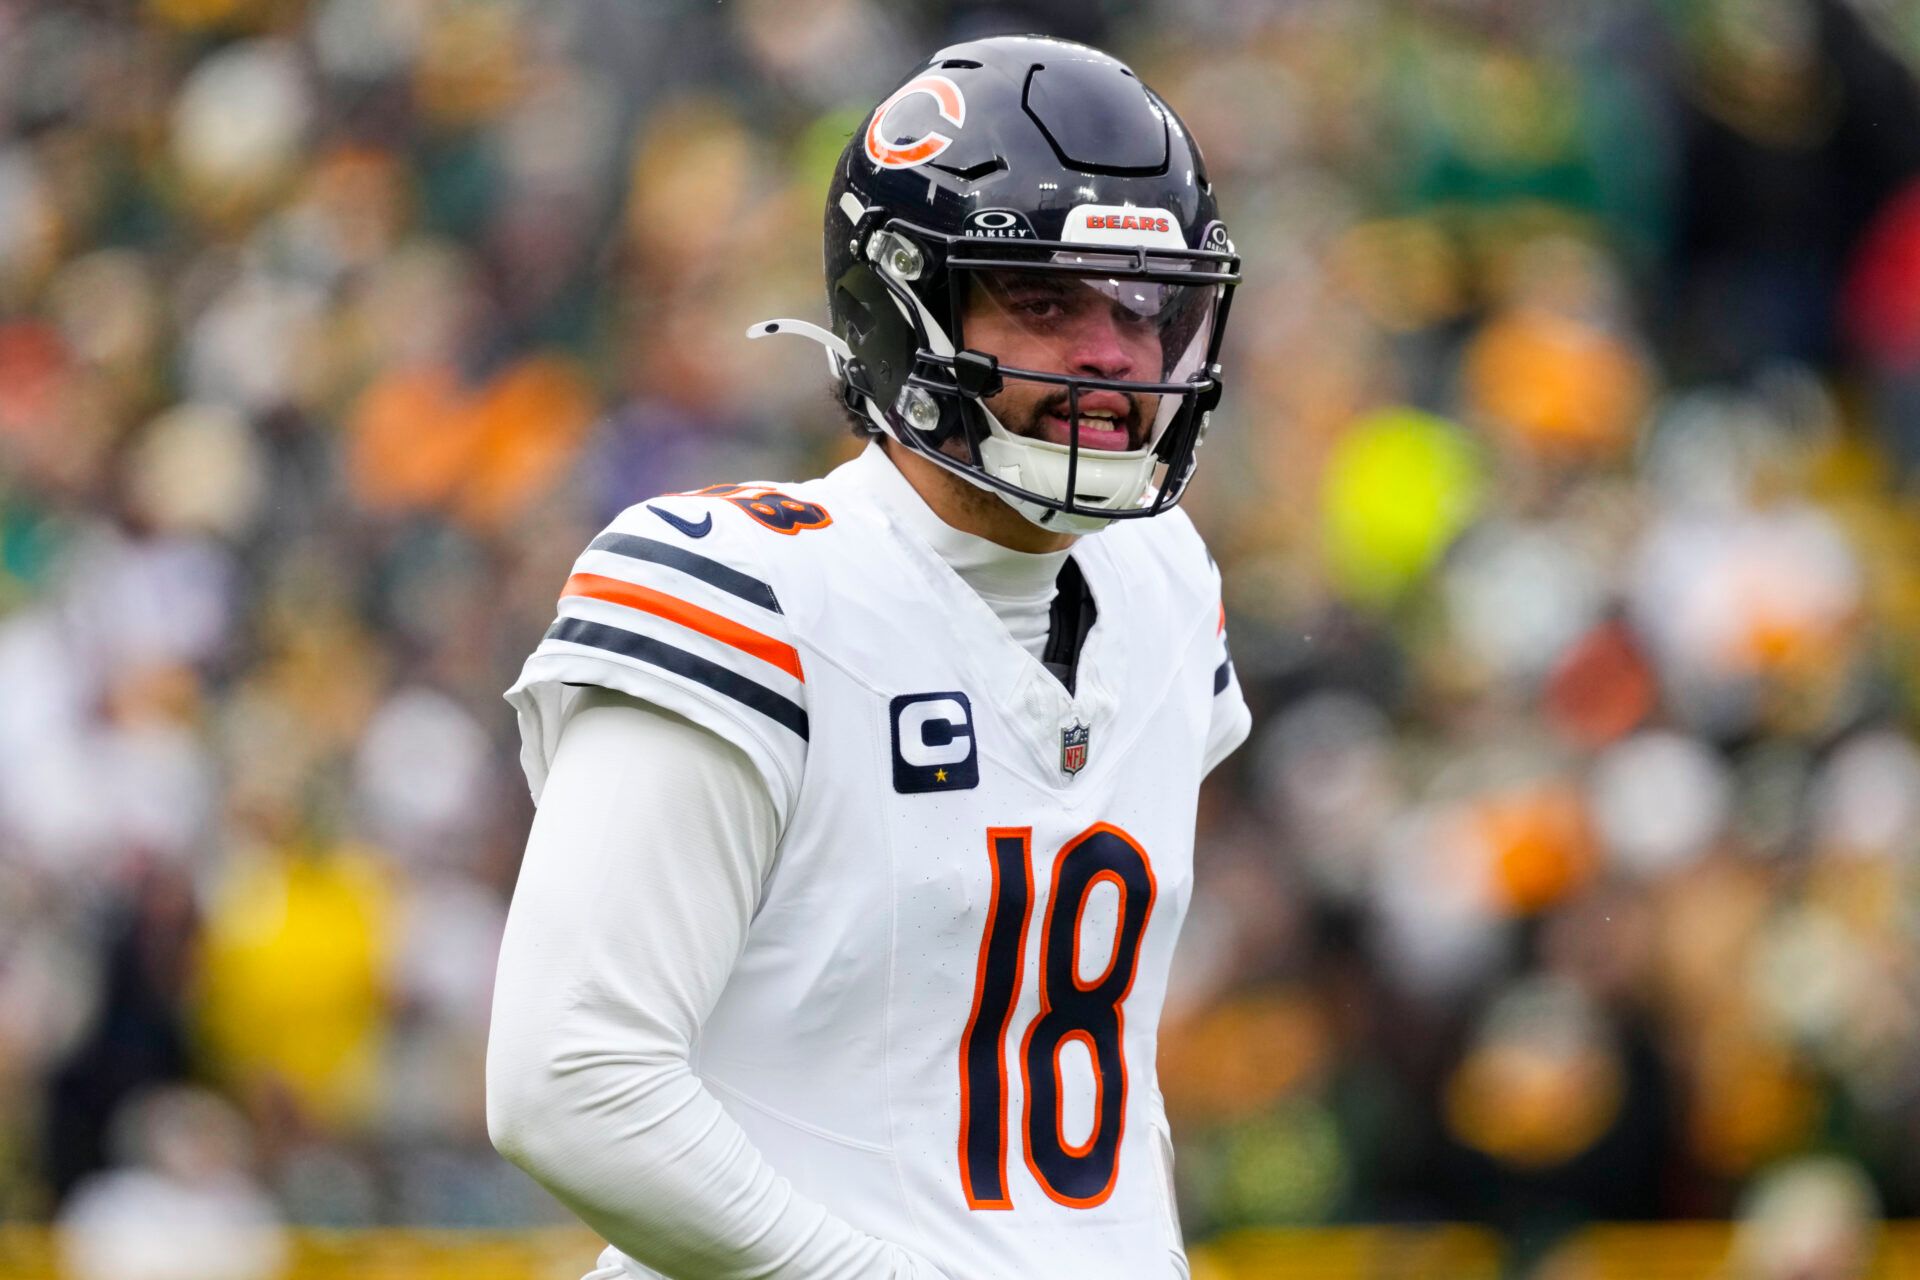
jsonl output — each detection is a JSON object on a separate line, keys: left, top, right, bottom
{"left": 5, "top": 0, "right": 1920, "bottom": 1273}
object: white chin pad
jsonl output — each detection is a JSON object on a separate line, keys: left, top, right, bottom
{"left": 977, "top": 431, "right": 1157, "bottom": 517}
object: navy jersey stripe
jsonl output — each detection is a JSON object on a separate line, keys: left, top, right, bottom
{"left": 587, "top": 532, "right": 782, "bottom": 614}
{"left": 546, "top": 617, "right": 809, "bottom": 740}
{"left": 1213, "top": 656, "right": 1232, "bottom": 695}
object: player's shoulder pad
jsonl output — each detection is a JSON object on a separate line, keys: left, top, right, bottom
{"left": 631, "top": 481, "right": 836, "bottom": 545}
{"left": 533, "top": 482, "right": 828, "bottom": 751}
{"left": 508, "top": 478, "right": 860, "bottom": 822}
{"left": 609, "top": 477, "right": 857, "bottom": 619}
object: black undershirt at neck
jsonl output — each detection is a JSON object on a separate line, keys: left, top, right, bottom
{"left": 1041, "top": 556, "right": 1098, "bottom": 695}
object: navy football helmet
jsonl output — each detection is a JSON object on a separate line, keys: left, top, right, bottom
{"left": 751, "top": 35, "right": 1238, "bottom": 532}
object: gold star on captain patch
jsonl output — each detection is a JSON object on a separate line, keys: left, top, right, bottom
{"left": 935, "top": 769, "right": 948, "bottom": 783}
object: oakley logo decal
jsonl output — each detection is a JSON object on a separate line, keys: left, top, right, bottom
{"left": 965, "top": 208, "right": 1037, "bottom": 239}
{"left": 866, "top": 75, "right": 966, "bottom": 170}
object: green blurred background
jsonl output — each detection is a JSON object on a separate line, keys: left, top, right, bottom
{"left": 6, "top": 0, "right": 1920, "bottom": 1277}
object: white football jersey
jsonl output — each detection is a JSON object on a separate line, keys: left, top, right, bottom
{"left": 507, "top": 447, "right": 1251, "bottom": 1279}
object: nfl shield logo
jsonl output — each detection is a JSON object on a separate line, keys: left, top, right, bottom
{"left": 1061, "top": 721, "right": 1090, "bottom": 776}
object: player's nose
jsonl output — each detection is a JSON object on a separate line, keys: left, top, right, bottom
{"left": 1066, "top": 309, "right": 1140, "bottom": 381}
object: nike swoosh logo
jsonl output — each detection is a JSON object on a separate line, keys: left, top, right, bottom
{"left": 647, "top": 505, "right": 713, "bottom": 538}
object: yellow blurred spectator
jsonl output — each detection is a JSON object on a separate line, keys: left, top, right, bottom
{"left": 1319, "top": 406, "right": 1484, "bottom": 606}
{"left": 195, "top": 839, "right": 394, "bottom": 1129}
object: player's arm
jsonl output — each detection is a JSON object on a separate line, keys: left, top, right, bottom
{"left": 487, "top": 688, "right": 950, "bottom": 1279}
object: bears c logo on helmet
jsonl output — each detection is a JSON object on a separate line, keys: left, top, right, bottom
{"left": 865, "top": 74, "right": 966, "bottom": 170}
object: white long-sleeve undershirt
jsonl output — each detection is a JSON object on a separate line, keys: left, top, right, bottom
{"left": 488, "top": 449, "right": 1067, "bottom": 1279}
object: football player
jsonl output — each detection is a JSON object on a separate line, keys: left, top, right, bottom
{"left": 488, "top": 34, "right": 1250, "bottom": 1280}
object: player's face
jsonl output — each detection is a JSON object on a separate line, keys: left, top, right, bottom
{"left": 961, "top": 271, "right": 1167, "bottom": 453}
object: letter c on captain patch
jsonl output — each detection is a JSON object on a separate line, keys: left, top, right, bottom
{"left": 890, "top": 691, "right": 979, "bottom": 793}
{"left": 866, "top": 75, "right": 966, "bottom": 170}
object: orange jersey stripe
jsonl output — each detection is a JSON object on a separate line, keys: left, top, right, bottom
{"left": 562, "top": 572, "right": 805, "bottom": 682}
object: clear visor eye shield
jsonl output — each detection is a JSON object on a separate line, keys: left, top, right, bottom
{"left": 752, "top": 206, "right": 1239, "bottom": 521}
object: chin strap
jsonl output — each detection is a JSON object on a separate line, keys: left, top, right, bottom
{"left": 745, "top": 318, "right": 852, "bottom": 373}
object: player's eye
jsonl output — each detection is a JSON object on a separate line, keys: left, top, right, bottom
{"left": 991, "top": 273, "right": 1072, "bottom": 320}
